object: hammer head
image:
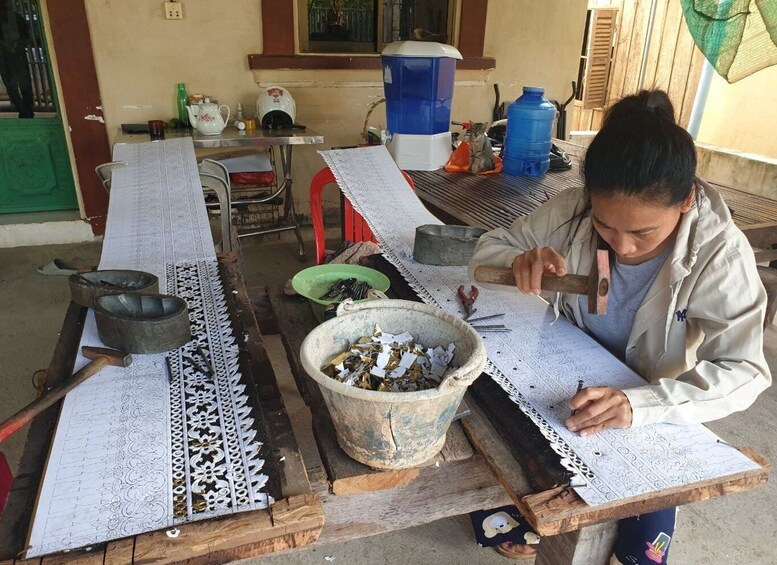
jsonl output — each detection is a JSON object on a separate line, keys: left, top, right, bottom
{"left": 587, "top": 250, "right": 610, "bottom": 315}
{"left": 81, "top": 345, "right": 133, "bottom": 367}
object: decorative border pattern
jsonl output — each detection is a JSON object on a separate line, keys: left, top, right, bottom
{"left": 320, "top": 146, "right": 759, "bottom": 506}
{"left": 26, "top": 139, "right": 270, "bottom": 557}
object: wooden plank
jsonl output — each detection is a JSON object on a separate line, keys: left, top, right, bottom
{"left": 521, "top": 448, "right": 768, "bottom": 536}
{"left": 220, "top": 253, "right": 310, "bottom": 500}
{"left": 40, "top": 551, "right": 103, "bottom": 565}
{"left": 438, "top": 419, "right": 475, "bottom": 462}
{"left": 666, "top": 1, "right": 697, "bottom": 122}
{"left": 261, "top": 1, "right": 295, "bottom": 55}
{"left": 607, "top": 0, "right": 639, "bottom": 103}
{"left": 460, "top": 394, "right": 535, "bottom": 506}
{"left": 46, "top": 0, "right": 110, "bottom": 235}
{"left": 535, "top": 522, "right": 618, "bottom": 565}
{"left": 0, "top": 303, "right": 87, "bottom": 560}
{"left": 467, "top": 376, "right": 567, "bottom": 492}
{"left": 247, "top": 54, "right": 496, "bottom": 71}
{"left": 312, "top": 455, "right": 511, "bottom": 546}
{"left": 639, "top": 0, "right": 669, "bottom": 90}
{"left": 458, "top": 0, "right": 488, "bottom": 58}
{"left": 311, "top": 412, "right": 421, "bottom": 495}
{"left": 132, "top": 497, "right": 323, "bottom": 564}
{"left": 621, "top": 0, "right": 649, "bottom": 97}
{"left": 651, "top": 0, "right": 683, "bottom": 91}
{"left": 246, "top": 284, "right": 280, "bottom": 335}
{"left": 103, "top": 539, "right": 134, "bottom": 565}
{"left": 678, "top": 45, "right": 706, "bottom": 127}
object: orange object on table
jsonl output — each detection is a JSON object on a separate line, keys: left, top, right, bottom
{"left": 444, "top": 141, "right": 502, "bottom": 175}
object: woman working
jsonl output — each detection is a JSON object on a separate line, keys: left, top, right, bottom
{"left": 468, "top": 90, "right": 771, "bottom": 562}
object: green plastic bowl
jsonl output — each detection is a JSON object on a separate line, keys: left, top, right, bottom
{"left": 291, "top": 264, "right": 391, "bottom": 306}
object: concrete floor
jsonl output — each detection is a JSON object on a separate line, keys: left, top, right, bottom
{"left": 1, "top": 228, "right": 776, "bottom": 564}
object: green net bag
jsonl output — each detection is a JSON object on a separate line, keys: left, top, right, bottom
{"left": 681, "top": 0, "right": 777, "bottom": 82}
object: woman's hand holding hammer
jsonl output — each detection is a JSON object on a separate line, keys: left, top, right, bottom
{"left": 510, "top": 247, "right": 568, "bottom": 295}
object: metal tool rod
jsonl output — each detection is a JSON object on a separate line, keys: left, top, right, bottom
{"left": 466, "top": 313, "right": 506, "bottom": 323}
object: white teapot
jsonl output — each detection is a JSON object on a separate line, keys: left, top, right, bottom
{"left": 187, "top": 102, "right": 230, "bottom": 135}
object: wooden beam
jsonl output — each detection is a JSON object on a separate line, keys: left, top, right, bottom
{"left": 521, "top": 448, "right": 769, "bottom": 536}
{"left": 535, "top": 522, "right": 617, "bottom": 565}
{"left": 458, "top": 0, "right": 488, "bottom": 57}
{"left": 310, "top": 456, "right": 511, "bottom": 547}
{"left": 131, "top": 495, "right": 323, "bottom": 564}
{"left": 45, "top": 0, "right": 110, "bottom": 235}
{"left": 262, "top": 1, "right": 295, "bottom": 55}
{"left": 248, "top": 54, "right": 496, "bottom": 71}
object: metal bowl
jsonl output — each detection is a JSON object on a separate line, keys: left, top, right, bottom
{"left": 94, "top": 293, "right": 191, "bottom": 354}
{"left": 413, "top": 225, "right": 488, "bottom": 266}
{"left": 69, "top": 270, "right": 159, "bottom": 308}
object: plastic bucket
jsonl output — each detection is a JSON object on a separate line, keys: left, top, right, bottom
{"left": 300, "top": 299, "right": 486, "bottom": 469}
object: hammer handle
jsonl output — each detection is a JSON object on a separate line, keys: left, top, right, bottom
{"left": 474, "top": 265, "right": 589, "bottom": 295}
{"left": 0, "top": 356, "right": 110, "bottom": 444}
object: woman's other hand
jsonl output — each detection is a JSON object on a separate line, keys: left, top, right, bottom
{"left": 565, "top": 387, "right": 633, "bottom": 436}
{"left": 511, "top": 247, "right": 567, "bottom": 294}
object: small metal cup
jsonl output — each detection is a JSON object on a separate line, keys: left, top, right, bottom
{"left": 148, "top": 120, "right": 165, "bottom": 140}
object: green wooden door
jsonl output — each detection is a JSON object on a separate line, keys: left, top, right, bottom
{"left": 0, "top": 0, "right": 78, "bottom": 213}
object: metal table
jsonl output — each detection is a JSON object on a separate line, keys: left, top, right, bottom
{"left": 115, "top": 127, "right": 325, "bottom": 260}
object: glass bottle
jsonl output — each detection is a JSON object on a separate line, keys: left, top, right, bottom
{"left": 176, "top": 83, "right": 190, "bottom": 127}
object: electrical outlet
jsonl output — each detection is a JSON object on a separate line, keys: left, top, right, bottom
{"left": 164, "top": 2, "right": 183, "bottom": 19}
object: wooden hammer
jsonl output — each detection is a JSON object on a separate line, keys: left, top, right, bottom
{"left": 473, "top": 249, "right": 611, "bottom": 315}
{"left": 0, "top": 346, "right": 132, "bottom": 444}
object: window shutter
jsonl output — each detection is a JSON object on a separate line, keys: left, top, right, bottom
{"left": 583, "top": 8, "right": 618, "bottom": 110}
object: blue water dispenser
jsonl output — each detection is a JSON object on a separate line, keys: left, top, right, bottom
{"left": 381, "top": 41, "right": 462, "bottom": 170}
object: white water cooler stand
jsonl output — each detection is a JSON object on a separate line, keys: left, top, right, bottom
{"left": 386, "top": 132, "right": 452, "bottom": 171}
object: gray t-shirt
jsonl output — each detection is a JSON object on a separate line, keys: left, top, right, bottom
{"left": 579, "top": 246, "right": 672, "bottom": 360}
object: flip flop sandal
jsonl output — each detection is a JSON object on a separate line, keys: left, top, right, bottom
{"left": 494, "top": 542, "right": 537, "bottom": 560}
{"left": 37, "top": 259, "right": 78, "bottom": 276}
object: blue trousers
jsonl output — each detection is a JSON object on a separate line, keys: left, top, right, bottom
{"left": 471, "top": 506, "right": 677, "bottom": 564}
{"left": 613, "top": 507, "right": 677, "bottom": 565}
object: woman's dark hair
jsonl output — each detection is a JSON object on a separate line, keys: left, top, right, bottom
{"left": 583, "top": 90, "right": 696, "bottom": 207}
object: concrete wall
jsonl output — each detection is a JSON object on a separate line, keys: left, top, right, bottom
{"left": 82, "top": 0, "right": 587, "bottom": 216}
{"left": 696, "top": 143, "right": 777, "bottom": 201}
{"left": 697, "top": 66, "right": 777, "bottom": 160}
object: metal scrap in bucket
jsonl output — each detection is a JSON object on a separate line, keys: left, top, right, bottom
{"left": 319, "top": 278, "right": 373, "bottom": 302}
{"left": 322, "top": 326, "right": 456, "bottom": 392}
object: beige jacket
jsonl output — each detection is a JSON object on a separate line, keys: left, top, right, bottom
{"left": 469, "top": 180, "right": 771, "bottom": 427}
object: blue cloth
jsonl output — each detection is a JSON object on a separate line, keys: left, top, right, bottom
{"left": 469, "top": 505, "right": 539, "bottom": 547}
{"left": 614, "top": 507, "right": 677, "bottom": 564}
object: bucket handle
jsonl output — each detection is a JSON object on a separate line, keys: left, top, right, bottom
{"left": 335, "top": 294, "right": 389, "bottom": 317}
{"left": 438, "top": 368, "right": 480, "bottom": 391}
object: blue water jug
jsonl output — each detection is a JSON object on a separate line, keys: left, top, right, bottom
{"left": 502, "top": 87, "right": 556, "bottom": 177}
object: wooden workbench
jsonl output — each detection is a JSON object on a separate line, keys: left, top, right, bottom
{"left": 263, "top": 252, "right": 769, "bottom": 564}
{"left": 0, "top": 254, "right": 323, "bottom": 565}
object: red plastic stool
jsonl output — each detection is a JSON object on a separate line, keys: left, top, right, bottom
{"left": 309, "top": 166, "right": 415, "bottom": 265}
